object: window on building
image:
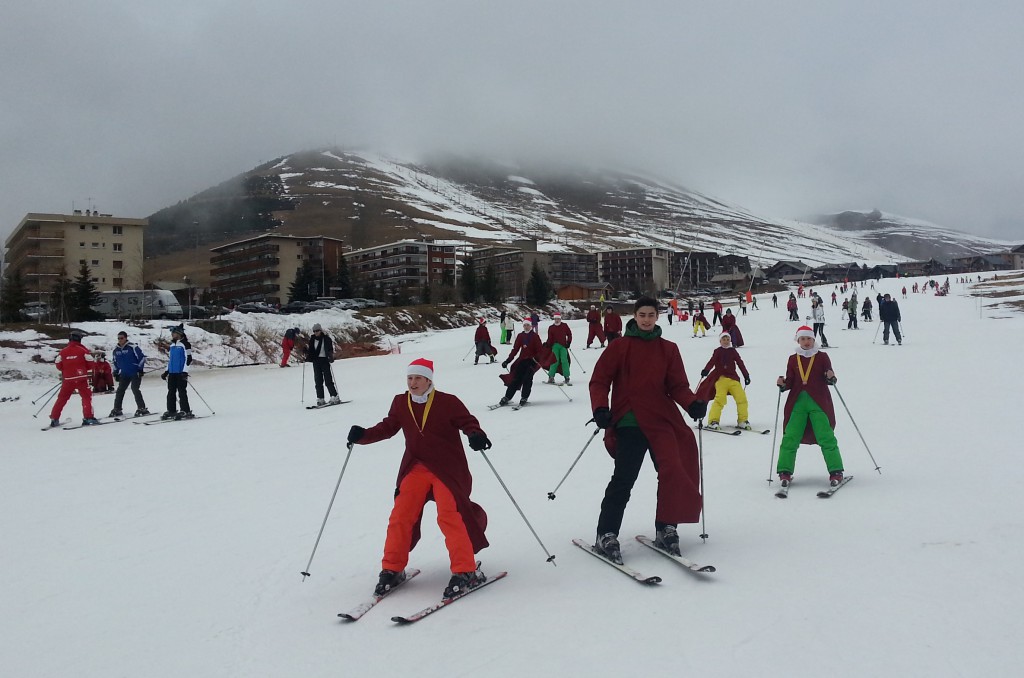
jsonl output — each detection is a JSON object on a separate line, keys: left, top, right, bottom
{"left": 80, "top": 242, "right": 85, "bottom": 248}
{"left": 113, "top": 261, "right": 122, "bottom": 269}
{"left": 112, "top": 226, "right": 123, "bottom": 235}
{"left": 113, "top": 243, "right": 122, "bottom": 252}
{"left": 92, "top": 224, "right": 99, "bottom": 230}
{"left": 91, "top": 260, "right": 99, "bottom": 266}
{"left": 79, "top": 259, "right": 86, "bottom": 265}
{"left": 92, "top": 277, "right": 99, "bottom": 283}
{"left": 92, "top": 243, "right": 99, "bottom": 248}
{"left": 79, "top": 224, "right": 85, "bottom": 230}
{"left": 113, "top": 278, "right": 123, "bottom": 287}
{"left": 297, "top": 255, "right": 302, "bottom": 260}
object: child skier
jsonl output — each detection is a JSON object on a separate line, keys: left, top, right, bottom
{"left": 500, "top": 319, "right": 544, "bottom": 406}
{"left": 347, "top": 358, "right": 493, "bottom": 599}
{"left": 585, "top": 305, "right": 605, "bottom": 348}
{"left": 775, "top": 326, "right": 844, "bottom": 488}
{"left": 701, "top": 333, "right": 751, "bottom": 430}
{"left": 692, "top": 310, "right": 710, "bottom": 338}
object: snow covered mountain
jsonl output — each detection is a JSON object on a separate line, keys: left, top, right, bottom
{"left": 809, "top": 209, "right": 1015, "bottom": 261}
{"left": 147, "top": 149, "right": 1013, "bottom": 279}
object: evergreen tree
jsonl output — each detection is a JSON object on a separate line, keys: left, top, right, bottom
{"left": 71, "top": 263, "right": 103, "bottom": 321}
{"left": 0, "top": 269, "right": 28, "bottom": 323}
{"left": 288, "top": 261, "right": 317, "bottom": 302}
{"left": 460, "top": 258, "right": 478, "bottom": 302}
{"left": 335, "top": 253, "right": 353, "bottom": 298}
{"left": 526, "top": 260, "right": 553, "bottom": 306}
{"left": 421, "top": 281, "right": 432, "bottom": 305}
{"left": 49, "top": 267, "right": 74, "bottom": 324}
{"left": 482, "top": 264, "right": 501, "bottom": 304}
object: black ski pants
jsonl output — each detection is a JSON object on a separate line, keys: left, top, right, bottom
{"left": 813, "top": 322, "right": 829, "bottom": 347}
{"left": 504, "top": 361, "right": 535, "bottom": 401}
{"left": 312, "top": 359, "right": 338, "bottom": 399}
{"left": 597, "top": 427, "right": 657, "bottom": 537}
{"left": 166, "top": 373, "right": 190, "bottom": 414}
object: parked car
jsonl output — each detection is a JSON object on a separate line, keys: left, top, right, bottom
{"left": 234, "top": 302, "right": 279, "bottom": 314}
{"left": 279, "top": 301, "right": 310, "bottom": 314}
{"left": 302, "top": 300, "right": 335, "bottom": 311}
{"left": 21, "top": 301, "right": 49, "bottom": 321}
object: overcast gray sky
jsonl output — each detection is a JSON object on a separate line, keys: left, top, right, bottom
{"left": 2, "top": 0, "right": 1022, "bottom": 244}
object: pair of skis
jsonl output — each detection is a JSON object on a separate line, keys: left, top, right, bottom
{"left": 136, "top": 415, "right": 209, "bottom": 425}
{"left": 306, "top": 400, "right": 352, "bottom": 410}
{"left": 337, "top": 565, "right": 508, "bottom": 624}
{"left": 775, "top": 475, "right": 853, "bottom": 499}
{"left": 704, "top": 425, "right": 770, "bottom": 436}
{"left": 572, "top": 535, "right": 716, "bottom": 585}
{"left": 487, "top": 401, "right": 530, "bottom": 411}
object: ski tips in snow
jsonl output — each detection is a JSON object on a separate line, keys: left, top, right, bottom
{"left": 635, "top": 535, "right": 716, "bottom": 573}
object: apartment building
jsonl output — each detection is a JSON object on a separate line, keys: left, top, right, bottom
{"left": 3, "top": 211, "right": 147, "bottom": 303}
{"left": 209, "top": 234, "right": 345, "bottom": 304}
{"left": 347, "top": 239, "right": 458, "bottom": 291}
{"left": 597, "top": 246, "right": 673, "bottom": 295}
{"left": 471, "top": 240, "right": 598, "bottom": 299}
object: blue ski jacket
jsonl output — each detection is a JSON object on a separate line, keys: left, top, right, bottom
{"left": 112, "top": 342, "right": 146, "bottom": 377}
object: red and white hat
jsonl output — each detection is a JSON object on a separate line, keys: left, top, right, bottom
{"left": 478, "top": 317, "right": 486, "bottom": 323}
{"left": 552, "top": 313, "right": 562, "bottom": 319}
{"left": 407, "top": 357, "right": 434, "bottom": 380}
{"left": 795, "top": 325, "right": 815, "bottom": 340}
{"left": 720, "top": 332, "right": 732, "bottom": 342}
{"left": 523, "top": 318, "right": 533, "bottom": 326}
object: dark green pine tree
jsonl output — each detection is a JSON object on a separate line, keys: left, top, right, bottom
{"left": 0, "top": 269, "right": 29, "bottom": 323}
{"left": 288, "top": 261, "right": 317, "bottom": 303}
{"left": 526, "top": 260, "right": 553, "bottom": 306}
{"left": 71, "top": 263, "right": 103, "bottom": 321}
{"left": 49, "top": 267, "right": 75, "bottom": 324}
{"left": 460, "top": 258, "right": 477, "bottom": 303}
{"left": 481, "top": 263, "right": 501, "bottom": 304}
{"left": 334, "top": 253, "right": 353, "bottom": 298}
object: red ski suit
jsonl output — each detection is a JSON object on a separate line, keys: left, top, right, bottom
{"left": 589, "top": 326, "right": 704, "bottom": 524}
{"left": 358, "top": 391, "right": 489, "bottom": 572}
{"left": 50, "top": 342, "right": 95, "bottom": 420}
{"left": 586, "top": 309, "right": 605, "bottom": 346}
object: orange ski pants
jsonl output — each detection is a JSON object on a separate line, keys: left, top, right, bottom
{"left": 382, "top": 463, "right": 476, "bottom": 573}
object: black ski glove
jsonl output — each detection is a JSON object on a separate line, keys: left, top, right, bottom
{"left": 700, "top": 369, "right": 709, "bottom": 378}
{"left": 347, "top": 425, "right": 365, "bottom": 444}
{"left": 592, "top": 407, "right": 612, "bottom": 429}
{"left": 161, "top": 371, "right": 168, "bottom": 381}
{"left": 744, "top": 376, "right": 751, "bottom": 386}
{"left": 113, "top": 371, "right": 121, "bottom": 380}
{"left": 501, "top": 360, "right": 510, "bottom": 369}
{"left": 467, "top": 431, "right": 492, "bottom": 451}
{"left": 827, "top": 376, "right": 838, "bottom": 386}
{"left": 686, "top": 400, "right": 708, "bottom": 420}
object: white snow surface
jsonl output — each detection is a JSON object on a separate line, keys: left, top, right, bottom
{"left": 1, "top": 275, "right": 1022, "bottom": 677}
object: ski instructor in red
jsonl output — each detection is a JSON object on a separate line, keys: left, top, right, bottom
{"left": 347, "top": 358, "right": 494, "bottom": 600}
{"left": 589, "top": 297, "right": 708, "bottom": 564}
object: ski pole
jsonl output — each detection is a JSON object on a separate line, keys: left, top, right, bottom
{"left": 568, "top": 348, "right": 587, "bottom": 374}
{"left": 32, "top": 382, "right": 60, "bottom": 404}
{"left": 186, "top": 379, "right": 216, "bottom": 415}
{"left": 831, "top": 383, "right": 882, "bottom": 474}
{"left": 478, "top": 449, "right": 556, "bottom": 565}
{"left": 32, "top": 383, "right": 60, "bottom": 418}
{"left": 547, "top": 428, "right": 601, "bottom": 500}
{"left": 697, "top": 419, "right": 708, "bottom": 542}
{"left": 461, "top": 345, "right": 474, "bottom": 362}
{"left": 301, "top": 442, "right": 354, "bottom": 580}
{"left": 872, "top": 321, "right": 882, "bottom": 344}
{"left": 767, "top": 387, "right": 783, "bottom": 485}
{"left": 301, "top": 361, "right": 306, "bottom": 404}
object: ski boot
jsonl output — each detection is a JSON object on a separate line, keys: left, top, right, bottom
{"left": 49, "top": 418, "right": 61, "bottom": 428}
{"left": 161, "top": 411, "right": 176, "bottom": 420}
{"left": 499, "top": 397, "right": 510, "bottom": 406}
{"left": 329, "top": 396, "right": 341, "bottom": 405}
{"left": 654, "top": 524, "right": 681, "bottom": 556}
{"left": 443, "top": 568, "right": 486, "bottom": 599}
{"left": 779, "top": 472, "right": 793, "bottom": 488}
{"left": 546, "top": 376, "right": 555, "bottom": 384}
{"left": 829, "top": 471, "right": 844, "bottom": 487}
{"left": 564, "top": 378, "right": 571, "bottom": 386}
{"left": 739, "top": 421, "right": 752, "bottom": 431}
{"left": 175, "top": 411, "right": 195, "bottom": 420}
{"left": 109, "top": 409, "right": 123, "bottom": 418}
{"left": 82, "top": 417, "right": 100, "bottom": 426}
{"left": 316, "top": 398, "right": 326, "bottom": 407}
{"left": 135, "top": 408, "right": 151, "bottom": 417}
{"left": 519, "top": 397, "right": 528, "bottom": 406}
{"left": 374, "top": 569, "right": 407, "bottom": 596}
{"left": 595, "top": 532, "right": 623, "bottom": 565}
{"left": 707, "top": 421, "right": 720, "bottom": 430}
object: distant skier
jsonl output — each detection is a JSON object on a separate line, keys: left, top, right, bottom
{"left": 861, "top": 298, "right": 872, "bottom": 322}
{"left": 775, "top": 326, "right": 845, "bottom": 489}
{"left": 879, "top": 294, "right": 903, "bottom": 345}
{"left": 720, "top": 308, "right": 744, "bottom": 347}
{"left": 501, "top": 313, "right": 515, "bottom": 345}
{"left": 711, "top": 299, "right": 723, "bottom": 326}
{"left": 585, "top": 305, "right": 605, "bottom": 348}
{"left": 810, "top": 296, "right": 830, "bottom": 348}
{"left": 692, "top": 310, "right": 710, "bottom": 338}
{"left": 48, "top": 329, "right": 98, "bottom": 427}
{"left": 499, "top": 318, "right": 543, "bottom": 406}
{"left": 306, "top": 323, "right": 340, "bottom": 406}
{"left": 280, "top": 327, "right": 300, "bottom": 367}
{"left": 702, "top": 332, "right": 751, "bottom": 431}
{"left": 544, "top": 313, "right": 572, "bottom": 385}
{"left": 589, "top": 297, "right": 708, "bottom": 563}
{"left": 110, "top": 331, "right": 150, "bottom": 418}
{"left": 161, "top": 325, "right": 194, "bottom": 420}
{"left": 91, "top": 351, "right": 115, "bottom": 393}
{"left": 347, "top": 358, "right": 493, "bottom": 600}
{"left": 603, "top": 306, "right": 623, "bottom": 344}
{"left": 473, "top": 317, "right": 497, "bottom": 365}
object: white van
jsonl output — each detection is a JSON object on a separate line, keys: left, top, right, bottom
{"left": 92, "top": 290, "right": 184, "bottom": 320}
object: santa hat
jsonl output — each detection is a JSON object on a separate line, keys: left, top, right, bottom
{"left": 720, "top": 332, "right": 732, "bottom": 342}
{"left": 477, "top": 317, "right": 486, "bottom": 323}
{"left": 552, "top": 313, "right": 562, "bottom": 319}
{"left": 522, "top": 318, "right": 533, "bottom": 326}
{"left": 795, "top": 325, "right": 816, "bottom": 340}
{"left": 407, "top": 357, "right": 434, "bottom": 381}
